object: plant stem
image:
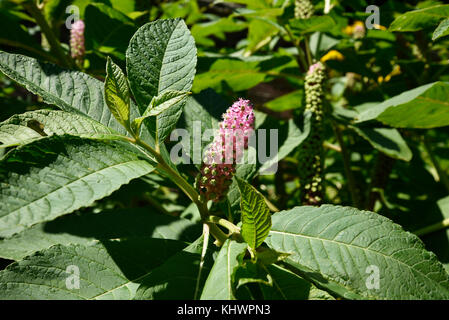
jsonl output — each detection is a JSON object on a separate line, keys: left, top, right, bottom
{"left": 365, "top": 153, "right": 395, "bottom": 211}
{"left": 304, "top": 36, "right": 313, "bottom": 66}
{"left": 134, "top": 138, "right": 232, "bottom": 246}
{"left": 332, "top": 122, "right": 361, "bottom": 207}
{"left": 414, "top": 218, "right": 449, "bottom": 237}
{"left": 423, "top": 135, "right": 449, "bottom": 193}
{"left": 23, "top": 1, "right": 73, "bottom": 68}
{"left": 194, "top": 223, "right": 209, "bottom": 300}
{"left": 207, "top": 216, "right": 240, "bottom": 234}
{"left": 134, "top": 138, "right": 206, "bottom": 217}
{"left": 284, "top": 26, "right": 308, "bottom": 72}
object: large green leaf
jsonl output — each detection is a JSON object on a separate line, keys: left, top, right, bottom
{"left": 200, "top": 239, "right": 248, "bottom": 300}
{"left": 0, "top": 208, "right": 200, "bottom": 261}
{"left": 266, "top": 205, "right": 449, "bottom": 299}
{"left": 0, "top": 110, "right": 127, "bottom": 148}
{"left": 433, "top": 18, "right": 449, "bottom": 40}
{"left": 236, "top": 177, "right": 271, "bottom": 250}
{"left": 0, "top": 238, "right": 187, "bottom": 299}
{"left": 134, "top": 236, "right": 212, "bottom": 299}
{"left": 244, "top": 19, "right": 279, "bottom": 56}
{"left": 105, "top": 57, "right": 131, "bottom": 131}
{"left": 191, "top": 18, "right": 247, "bottom": 47}
{"left": 193, "top": 59, "right": 266, "bottom": 93}
{"left": 350, "top": 125, "right": 412, "bottom": 161}
{"left": 0, "top": 51, "right": 132, "bottom": 135}
{"left": 290, "top": 16, "right": 336, "bottom": 35}
{"left": 264, "top": 90, "right": 304, "bottom": 112}
{"left": 389, "top": 5, "right": 449, "bottom": 32}
{"left": 356, "top": 82, "right": 449, "bottom": 128}
{"left": 126, "top": 18, "right": 196, "bottom": 142}
{"left": 0, "top": 136, "right": 154, "bottom": 238}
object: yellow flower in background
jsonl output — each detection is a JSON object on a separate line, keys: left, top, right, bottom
{"left": 344, "top": 21, "right": 365, "bottom": 38}
{"left": 372, "top": 24, "right": 387, "bottom": 30}
{"left": 320, "top": 50, "right": 344, "bottom": 63}
{"left": 378, "top": 65, "right": 401, "bottom": 84}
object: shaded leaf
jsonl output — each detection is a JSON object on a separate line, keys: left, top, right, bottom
{"left": 200, "top": 239, "right": 248, "bottom": 300}
{"left": 0, "top": 239, "right": 186, "bottom": 299}
{"left": 0, "top": 208, "right": 200, "bottom": 261}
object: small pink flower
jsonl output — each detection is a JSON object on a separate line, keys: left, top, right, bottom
{"left": 308, "top": 62, "right": 325, "bottom": 75}
{"left": 70, "top": 20, "right": 85, "bottom": 65}
{"left": 198, "top": 98, "right": 255, "bottom": 202}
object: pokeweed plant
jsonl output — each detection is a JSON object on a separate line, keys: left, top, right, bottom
{"left": 0, "top": 14, "right": 448, "bottom": 301}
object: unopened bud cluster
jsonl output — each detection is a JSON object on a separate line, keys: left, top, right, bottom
{"left": 295, "top": 0, "right": 315, "bottom": 19}
{"left": 299, "top": 62, "right": 326, "bottom": 205}
{"left": 70, "top": 20, "right": 85, "bottom": 66}
{"left": 197, "top": 99, "right": 255, "bottom": 202}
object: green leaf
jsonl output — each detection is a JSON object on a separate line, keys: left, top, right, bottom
{"left": 0, "top": 136, "right": 154, "bottom": 238}
{"left": 105, "top": 57, "right": 131, "bottom": 131}
{"left": 0, "top": 239, "right": 187, "bottom": 299}
{"left": 260, "top": 264, "right": 333, "bottom": 300}
{"left": 193, "top": 59, "right": 266, "bottom": 93}
{"left": 264, "top": 90, "right": 304, "bottom": 112}
{"left": 200, "top": 239, "right": 248, "bottom": 300}
{"left": 126, "top": 18, "right": 196, "bottom": 110}
{"left": 266, "top": 205, "right": 449, "bottom": 299}
{"left": 290, "top": 16, "right": 336, "bottom": 35}
{"left": 0, "top": 208, "right": 200, "bottom": 261}
{"left": 132, "top": 90, "right": 190, "bottom": 135}
{"left": 389, "top": 5, "right": 449, "bottom": 32}
{"left": 350, "top": 125, "right": 412, "bottom": 161}
{"left": 135, "top": 236, "right": 212, "bottom": 299}
{"left": 126, "top": 18, "right": 196, "bottom": 143}
{"left": 85, "top": 3, "right": 136, "bottom": 60}
{"left": 356, "top": 82, "right": 449, "bottom": 128}
{"left": 0, "top": 110, "right": 127, "bottom": 148}
{"left": 244, "top": 19, "right": 279, "bottom": 56}
{"left": 0, "top": 51, "right": 135, "bottom": 136}
{"left": 433, "top": 18, "right": 449, "bottom": 40}
{"left": 236, "top": 177, "right": 272, "bottom": 250}
{"left": 259, "top": 112, "right": 312, "bottom": 173}
{"left": 191, "top": 18, "right": 247, "bottom": 47}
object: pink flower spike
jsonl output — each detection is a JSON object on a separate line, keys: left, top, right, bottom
{"left": 198, "top": 98, "right": 255, "bottom": 202}
{"left": 70, "top": 20, "right": 85, "bottom": 65}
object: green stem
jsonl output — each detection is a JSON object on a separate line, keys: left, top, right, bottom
{"left": 194, "top": 223, "right": 209, "bottom": 300}
{"left": 207, "top": 216, "right": 240, "bottom": 235}
{"left": 134, "top": 138, "right": 207, "bottom": 218}
{"left": 423, "top": 135, "right": 449, "bottom": 193}
{"left": 304, "top": 36, "right": 313, "bottom": 66}
{"left": 414, "top": 218, "right": 449, "bottom": 237}
{"left": 23, "top": 1, "right": 73, "bottom": 68}
{"left": 134, "top": 138, "right": 231, "bottom": 246}
{"left": 332, "top": 122, "right": 361, "bottom": 207}
{"left": 284, "top": 25, "right": 308, "bottom": 72}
